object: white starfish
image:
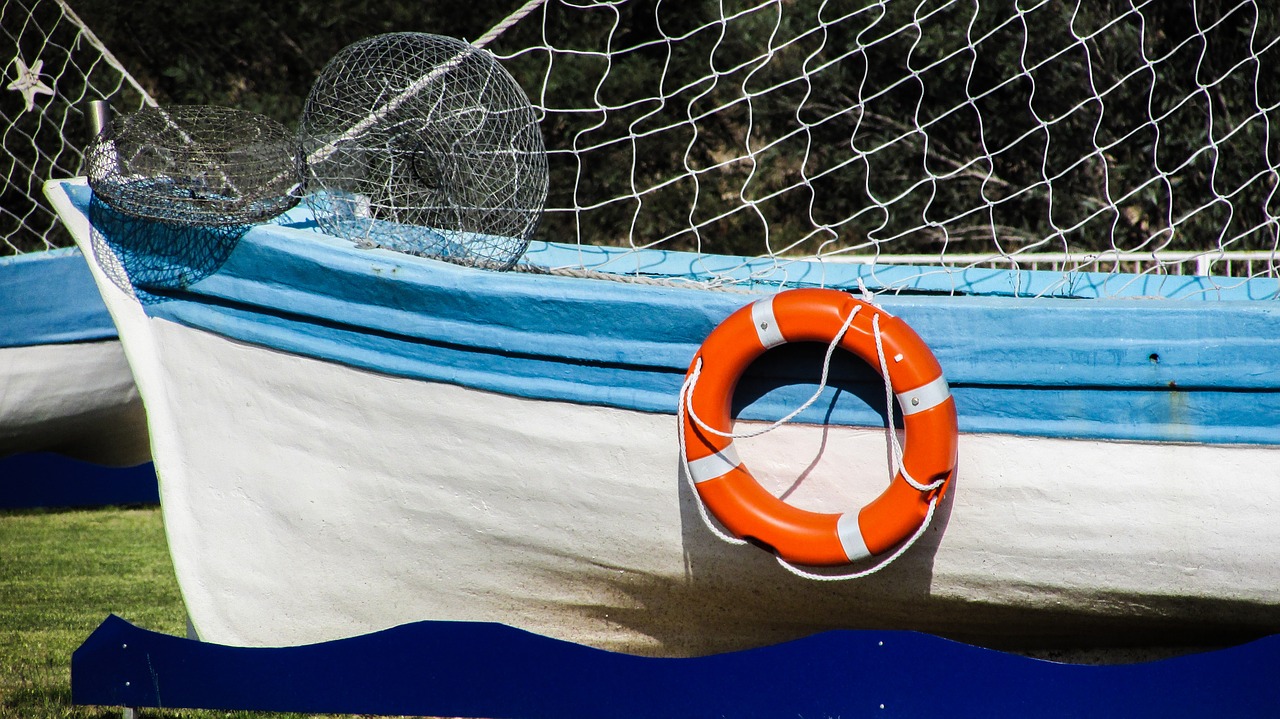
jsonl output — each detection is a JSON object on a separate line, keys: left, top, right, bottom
{"left": 8, "top": 56, "right": 55, "bottom": 113}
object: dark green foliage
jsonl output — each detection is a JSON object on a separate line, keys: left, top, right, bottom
{"left": 70, "top": 0, "right": 497, "bottom": 127}
{"left": 9, "top": 0, "right": 1280, "bottom": 256}
{"left": 491, "top": 0, "right": 1279, "bottom": 254}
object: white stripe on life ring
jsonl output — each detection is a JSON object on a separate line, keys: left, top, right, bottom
{"left": 751, "top": 297, "right": 786, "bottom": 349}
{"left": 896, "top": 374, "right": 951, "bottom": 416}
{"left": 686, "top": 442, "right": 742, "bottom": 484}
{"left": 836, "top": 512, "right": 871, "bottom": 562}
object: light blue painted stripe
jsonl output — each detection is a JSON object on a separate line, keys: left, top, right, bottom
{"left": 0, "top": 247, "right": 118, "bottom": 348}
{"left": 62, "top": 181, "right": 1280, "bottom": 445}
{"left": 139, "top": 295, "right": 1280, "bottom": 445}
{"left": 66, "top": 179, "right": 1280, "bottom": 304}
{"left": 159, "top": 221, "right": 1280, "bottom": 391}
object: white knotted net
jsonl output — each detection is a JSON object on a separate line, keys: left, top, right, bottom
{"left": 482, "top": 0, "right": 1280, "bottom": 288}
{"left": 7, "top": 0, "right": 1279, "bottom": 293}
{"left": 2, "top": 0, "right": 154, "bottom": 255}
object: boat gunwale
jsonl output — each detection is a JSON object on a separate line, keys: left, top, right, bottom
{"left": 52, "top": 178, "right": 1280, "bottom": 446}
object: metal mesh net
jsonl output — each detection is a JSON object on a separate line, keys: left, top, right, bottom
{"left": 86, "top": 104, "right": 301, "bottom": 226}
{"left": 88, "top": 195, "right": 249, "bottom": 303}
{"left": 84, "top": 104, "right": 300, "bottom": 300}
{"left": 299, "top": 32, "right": 547, "bottom": 271}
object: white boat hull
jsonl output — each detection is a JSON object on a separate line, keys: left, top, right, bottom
{"left": 47, "top": 178, "right": 1280, "bottom": 657}
{"left": 0, "top": 340, "right": 147, "bottom": 466}
{"left": 114, "top": 310, "right": 1280, "bottom": 656}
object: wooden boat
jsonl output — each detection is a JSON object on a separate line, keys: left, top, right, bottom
{"left": 0, "top": 247, "right": 148, "bottom": 467}
{"left": 46, "top": 176, "right": 1280, "bottom": 659}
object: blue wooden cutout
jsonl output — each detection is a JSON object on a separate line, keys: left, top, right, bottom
{"left": 73, "top": 614, "right": 1279, "bottom": 718}
{"left": 0, "top": 454, "right": 157, "bottom": 509}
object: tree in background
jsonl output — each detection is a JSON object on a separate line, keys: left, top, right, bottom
{"left": 71, "top": 0, "right": 495, "bottom": 126}
{"left": 8, "top": 0, "right": 1278, "bottom": 257}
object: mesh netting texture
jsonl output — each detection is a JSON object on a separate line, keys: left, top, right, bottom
{"left": 86, "top": 105, "right": 301, "bottom": 226}
{"left": 84, "top": 105, "right": 301, "bottom": 299}
{"left": 2, "top": 0, "right": 155, "bottom": 254}
{"left": 88, "top": 195, "right": 249, "bottom": 303}
{"left": 481, "top": 0, "right": 1279, "bottom": 290}
{"left": 299, "top": 32, "right": 548, "bottom": 271}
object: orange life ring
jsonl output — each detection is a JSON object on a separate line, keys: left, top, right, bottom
{"left": 681, "top": 288, "right": 958, "bottom": 567}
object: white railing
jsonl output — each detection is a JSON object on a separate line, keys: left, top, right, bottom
{"left": 820, "top": 250, "right": 1280, "bottom": 279}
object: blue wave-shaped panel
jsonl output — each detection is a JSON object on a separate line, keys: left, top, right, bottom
{"left": 72, "top": 615, "right": 1279, "bottom": 718}
{"left": 0, "top": 454, "right": 156, "bottom": 509}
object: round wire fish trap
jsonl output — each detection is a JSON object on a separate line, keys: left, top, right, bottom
{"left": 84, "top": 105, "right": 300, "bottom": 300}
{"left": 86, "top": 105, "right": 301, "bottom": 226}
{"left": 299, "top": 32, "right": 547, "bottom": 270}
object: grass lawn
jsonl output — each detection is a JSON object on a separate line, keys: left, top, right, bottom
{"left": 0, "top": 505, "right": 386, "bottom": 719}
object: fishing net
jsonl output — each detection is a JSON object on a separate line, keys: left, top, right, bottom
{"left": 84, "top": 104, "right": 301, "bottom": 299}
{"left": 481, "top": 0, "right": 1280, "bottom": 293}
{"left": 2, "top": 0, "right": 154, "bottom": 255}
{"left": 299, "top": 32, "right": 548, "bottom": 271}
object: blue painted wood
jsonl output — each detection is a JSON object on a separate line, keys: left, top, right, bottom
{"left": 72, "top": 614, "right": 1280, "bottom": 718}
{"left": 0, "top": 247, "right": 117, "bottom": 348}
{"left": 0, "top": 453, "right": 157, "bottom": 508}
{"left": 60, "top": 181, "right": 1280, "bottom": 445}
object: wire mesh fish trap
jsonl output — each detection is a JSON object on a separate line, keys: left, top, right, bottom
{"left": 299, "top": 32, "right": 547, "bottom": 271}
{"left": 88, "top": 195, "right": 249, "bottom": 303}
{"left": 84, "top": 105, "right": 300, "bottom": 300}
{"left": 86, "top": 105, "right": 301, "bottom": 226}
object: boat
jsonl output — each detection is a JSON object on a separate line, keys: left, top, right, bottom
{"left": 1, "top": 0, "right": 157, "bottom": 502}
{"left": 42, "top": 0, "right": 1280, "bottom": 662}
{"left": 0, "top": 248, "right": 148, "bottom": 468}
{"left": 0, "top": 247, "right": 155, "bottom": 509}
{"left": 45, "top": 174, "right": 1280, "bottom": 659}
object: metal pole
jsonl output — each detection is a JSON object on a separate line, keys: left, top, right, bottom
{"left": 88, "top": 100, "right": 111, "bottom": 136}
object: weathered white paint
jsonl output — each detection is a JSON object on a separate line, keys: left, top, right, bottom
{"left": 48, "top": 179, "right": 1280, "bottom": 658}
{"left": 0, "top": 341, "right": 148, "bottom": 465}
{"left": 130, "top": 316, "right": 1280, "bottom": 655}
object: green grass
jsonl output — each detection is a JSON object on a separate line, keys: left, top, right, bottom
{"left": 0, "top": 506, "right": 392, "bottom": 719}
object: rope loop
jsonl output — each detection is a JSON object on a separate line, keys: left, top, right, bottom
{"left": 677, "top": 369, "right": 749, "bottom": 547}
